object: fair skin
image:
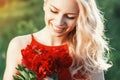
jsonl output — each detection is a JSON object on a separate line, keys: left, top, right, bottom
{"left": 3, "top": 0, "right": 104, "bottom": 80}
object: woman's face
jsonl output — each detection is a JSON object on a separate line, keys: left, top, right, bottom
{"left": 44, "top": 0, "right": 79, "bottom": 37}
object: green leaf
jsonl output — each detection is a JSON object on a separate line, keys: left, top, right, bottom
{"left": 13, "top": 64, "right": 37, "bottom": 80}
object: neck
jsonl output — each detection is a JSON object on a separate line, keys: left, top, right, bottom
{"left": 50, "top": 36, "right": 66, "bottom": 46}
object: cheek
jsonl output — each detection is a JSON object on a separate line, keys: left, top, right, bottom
{"left": 67, "top": 20, "right": 77, "bottom": 28}
{"left": 45, "top": 12, "right": 54, "bottom": 25}
{"left": 45, "top": 12, "right": 54, "bottom": 19}
{"left": 66, "top": 20, "right": 77, "bottom": 32}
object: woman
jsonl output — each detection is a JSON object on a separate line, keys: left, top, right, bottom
{"left": 3, "top": 0, "right": 111, "bottom": 80}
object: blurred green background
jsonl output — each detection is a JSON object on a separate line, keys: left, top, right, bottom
{"left": 0, "top": 0, "right": 120, "bottom": 80}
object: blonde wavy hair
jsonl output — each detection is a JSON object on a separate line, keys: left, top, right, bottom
{"left": 67, "top": 0, "right": 111, "bottom": 79}
{"left": 44, "top": 0, "right": 111, "bottom": 79}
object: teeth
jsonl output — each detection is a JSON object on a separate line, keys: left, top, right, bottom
{"left": 53, "top": 26, "right": 64, "bottom": 32}
{"left": 52, "top": 25, "right": 64, "bottom": 33}
{"left": 50, "top": 23, "right": 65, "bottom": 33}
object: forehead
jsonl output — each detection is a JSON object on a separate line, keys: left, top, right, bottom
{"left": 46, "top": 0, "right": 79, "bottom": 13}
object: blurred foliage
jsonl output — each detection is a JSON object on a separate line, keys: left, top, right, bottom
{"left": 0, "top": 0, "right": 120, "bottom": 80}
{"left": 96, "top": 0, "right": 120, "bottom": 80}
{"left": 0, "top": 0, "right": 44, "bottom": 79}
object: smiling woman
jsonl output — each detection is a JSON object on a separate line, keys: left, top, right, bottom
{"left": 43, "top": 0, "right": 79, "bottom": 38}
{"left": 3, "top": 0, "right": 111, "bottom": 80}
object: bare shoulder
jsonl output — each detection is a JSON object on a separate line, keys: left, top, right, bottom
{"left": 3, "top": 34, "right": 32, "bottom": 80}
{"left": 10, "top": 34, "right": 31, "bottom": 47}
{"left": 7, "top": 34, "right": 32, "bottom": 63}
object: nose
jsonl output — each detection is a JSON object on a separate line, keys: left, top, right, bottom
{"left": 54, "top": 14, "right": 65, "bottom": 26}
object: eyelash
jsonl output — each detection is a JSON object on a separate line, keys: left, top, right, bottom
{"left": 66, "top": 16, "right": 75, "bottom": 19}
{"left": 50, "top": 9, "right": 58, "bottom": 14}
{"left": 50, "top": 9, "right": 75, "bottom": 19}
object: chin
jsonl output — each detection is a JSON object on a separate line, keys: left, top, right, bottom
{"left": 51, "top": 32, "right": 66, "bottom": 37}
{"left": 49, "top": 26, "right": 66, "bottom": 37}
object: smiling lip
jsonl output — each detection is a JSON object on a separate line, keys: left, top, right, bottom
{"left": 53, "top": 26, "right": 65, "bottom": 33}
{"left": 51, "top": 23, "right": 65, "bottom": 33}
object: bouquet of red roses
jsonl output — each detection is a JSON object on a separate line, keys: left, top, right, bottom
{"left": 13, "top": 44, "right": 72, "bottom": 80}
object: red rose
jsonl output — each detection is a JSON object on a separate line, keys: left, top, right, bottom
{"left": 21, "top": 43, "right": 73, "bottom": 80}
{"left": 21, "top": 45, "right": 37, "bottom": 69}
{"left": 32, "top": 53, "right": 58, "bottom": 79}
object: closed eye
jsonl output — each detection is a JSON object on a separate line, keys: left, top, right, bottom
{"left": 50, "top": 9, "right": 58, "bottom": 14}
{"left": 66, "top": 15, "right": 76, "bottom": 19}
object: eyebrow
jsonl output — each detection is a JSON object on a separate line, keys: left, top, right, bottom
{"left": 50, "top": 5, "right": 79, "bottom": 15}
